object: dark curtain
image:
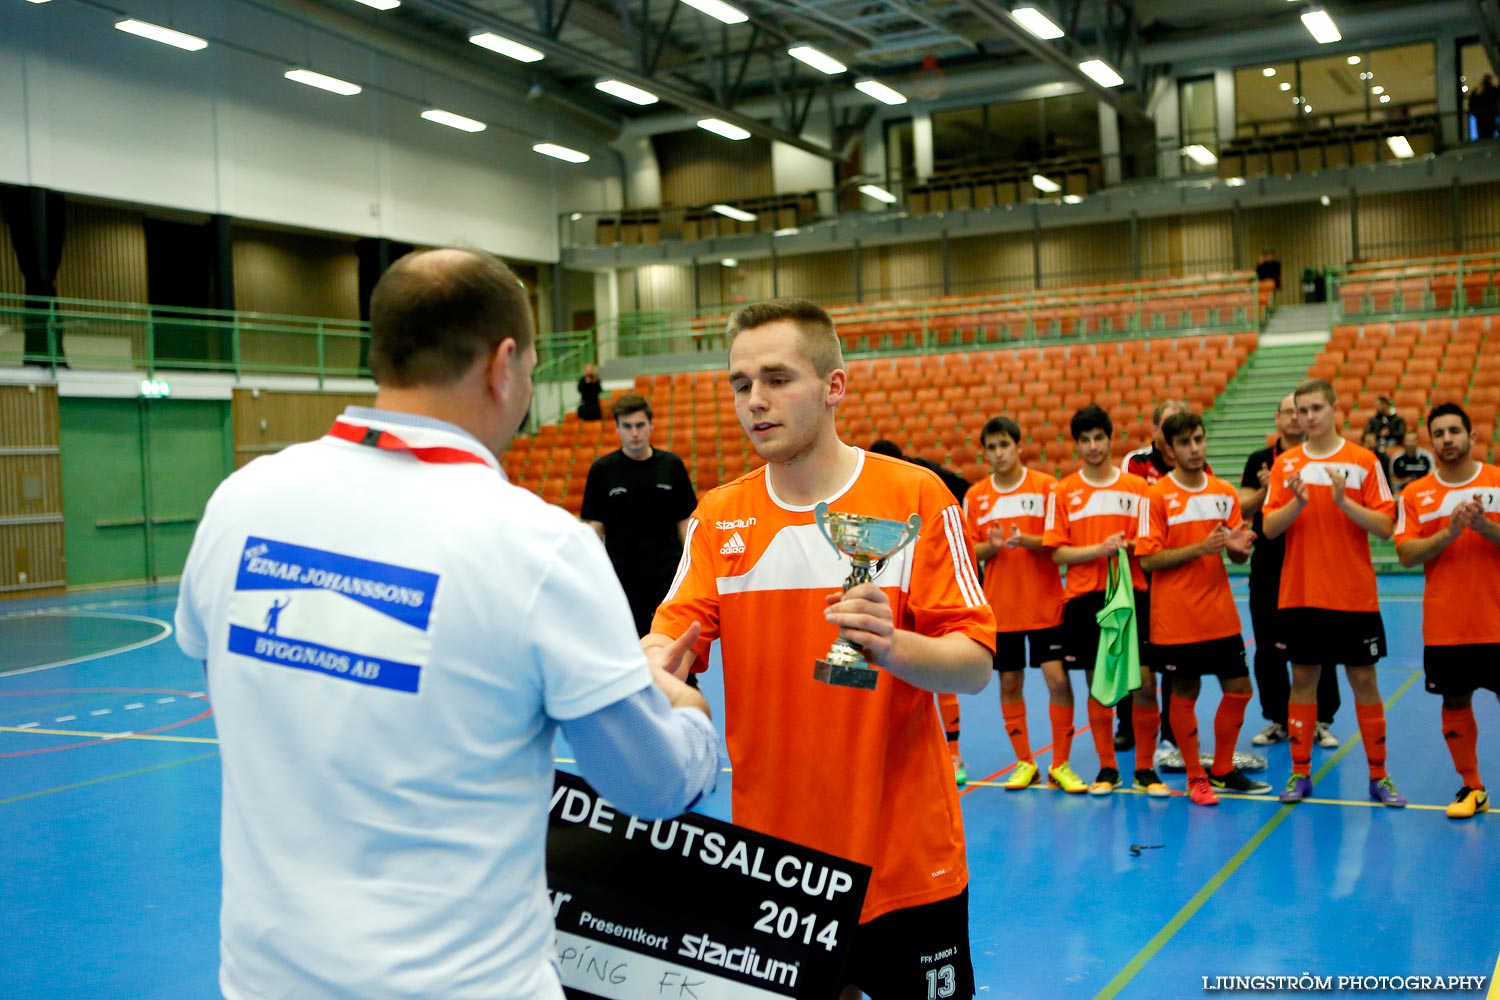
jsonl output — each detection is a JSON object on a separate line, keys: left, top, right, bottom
{"left": 0, "top": 185, "right": 67, "bottom": 365}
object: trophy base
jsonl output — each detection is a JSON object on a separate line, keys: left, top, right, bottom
{"left": 813, "top": 659, "right": 880, "bottom": 690}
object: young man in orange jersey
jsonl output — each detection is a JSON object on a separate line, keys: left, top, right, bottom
{"left": 964, "top": 416, "right": 1083, "bottom": 793}
{"left": 1394, "top": 403, "right": 1500, "bottom": 820}
{"left": 1136, "top": 412, "right": 1271, "bottom": 805}
{"left": 1043, "top": 403, "right": 1168, "bottom": 798}
{"left": 644, "top": 299, "right": 996, "bottom": 1000}
{"left": 1263, "top": 378, "right": 1405, "bottom": 806}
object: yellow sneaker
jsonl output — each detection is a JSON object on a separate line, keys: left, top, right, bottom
{"left": 1048, "top": 761, "right": 1087, "bottom": 793}
{"left": 1001, "top": 760, "right": 1040, "bottom": 790}
{"left": 1089, "top": 766, "right": 1122, "bottom": 797}
{"left": 1447, "top": 786, "right": 1489, "bottom": 819}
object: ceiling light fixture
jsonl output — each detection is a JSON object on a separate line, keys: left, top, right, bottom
{"left": 1279, "top": 82, "right": 1292, "bottom": 91}
{"left": 114, "top": 19, "right": 208, "bottom": 51}
{"left": 284, "top": 69, "right": 361, "bottom": 95}
{"left": 533, "top": 142, "right": 590, "bottom": 163}
{"left": 1010, "top": 7, "right": 1065, "bottom": 40}
{"left": 1379, "top": 94, "right": 1391, "bottom": 104}
{"left": 721, "top": 258, "right": 738, "bottom": 267}
{"left": 1183, "top": 144, "right": 1218, "bottom": 166}
{"left": 787, "top": 45, "right": 847, "bottom": 75}
{"left": 854, "top": 79, "right": 908, "bottom": 105}
{"left": 1300, "top": 9, "right": 1341, "bottom": 44}
{"left": 1387, "top": 135, "right": 1414, "bottom": 158}
{"left": 677, "top": 0, "right": 749, "bottom": 24}
{"left": 1062, "top": 194, "right": 1083, "bottom": 204}
{"left": 420, "top": 109, "right": 486, "bottom": 132}
{"left": 1263, "top": 67, "right": 1277, "bottom": 77}
{"left": 712, "top": 203, "right": 757, "bottom": 222}
{"left": 698, "top": 118, "right": 752, "bottom": 140}
{"left": 1078, "top": 59, "right": 1124, "bottom": 87}
{"left": 595, "top": 79, "right": 659, "bottom": 105}
{"left": 1371, "top": 85, "right": 1385, "bottom": 96}
{"left": 348, "top": 0, "right": 400, "bottom": 9}
{"left": 1225, "top": 177, "right": 1247, "bottom": 187}
{"left": 1031, "top": 174, "right": 1061, "bottom": 193}
{"left": 1347, "top": 55, "right": 1362, "bottom": 65}
{"left": 468, "top": 31, "right": 544, "bottom": 63}
{"left": 858, "top": 184, "right": 898, "bottom": 204}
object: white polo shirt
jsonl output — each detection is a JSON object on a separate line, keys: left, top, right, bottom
{"left": 176, "top": 409, "right": 657, "bottom": 1000}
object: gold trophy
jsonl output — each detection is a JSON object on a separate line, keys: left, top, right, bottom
{"left": 813, "top": 502, "right": 923, "bottom": 690}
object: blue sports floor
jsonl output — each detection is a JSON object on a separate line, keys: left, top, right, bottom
{"left": 2, "top": 577, "right": 1497, "bottom": 999}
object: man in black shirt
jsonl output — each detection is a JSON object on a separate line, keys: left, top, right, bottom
{"left": 867, "top": 439, "right": 970, "bottom": 503}
{"left": 1255, "top": 249, "right": 1282, "bottom": 291}
{"left": 1364, "top": 396, "right": 1406, "bottom": 450}
{"left": 580, "top": 393, "right": 697, "bottom": 637}
{"left": 1389, "top": 430, "right": 1435, "bottom": 492}
{"left": 1238, "top": 393, "right": 1341, "bottom": 748}
{"left": 577, "top": 363, "right": 604, "bottom": 420}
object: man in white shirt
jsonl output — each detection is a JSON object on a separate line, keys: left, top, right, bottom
{"left": 176, "top": 248, "right": 720, "bottom": 1000}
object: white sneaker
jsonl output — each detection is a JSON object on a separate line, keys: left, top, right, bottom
{"left": 1315, "top": 722, "right": 1339, "bottom": 749}
{"left": 1251, "top": 723, "right": 1288, "bottom": 746}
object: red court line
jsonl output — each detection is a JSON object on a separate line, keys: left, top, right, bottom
{"left": 0, "top": 687, "right": 214, "bottom": 758}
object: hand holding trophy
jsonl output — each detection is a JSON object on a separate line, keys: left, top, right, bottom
{"left": 813, "top": 502, "right": 923, "bottom": 690}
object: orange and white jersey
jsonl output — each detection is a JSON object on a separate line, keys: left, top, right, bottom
{"left": 963, "top": 468, "right": 1064, "bottom": 631}
{"left": 1042, "top": 468, "right": 1149, "bottom": 598}
{"left": 1264, "top": 440, "right": 1394, "bottom": 612}
{"left": 652, "top": 449, "right": 996, "bottom": 923}
{"left": 1136, "top": 473, "right": 1244, "bottom": 645}
{"left": 1395, "top": 464, "right": 1500, "bottom": 646}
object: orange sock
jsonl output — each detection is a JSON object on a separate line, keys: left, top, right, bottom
{"left": 939, "top": 692, "right": 961, "bottom": 758}
{"left": 1133, "top": 698, "right": 1160, "bottom": 772}
{"left": 1355, "top": 702, "right": 1388, "bottom": 780}
{"left": 1288, "top": 700, "right": 1318, "bottom": 773}
{"left": 1002, "top": 701, "right": 1033, "bottom": 763}
{"left": 1170, "top": 694, "right": 1204, "bottom": 780}
{"left": 1088, "top": 697, "right": 1118, "bottom": 771}
{"left": 1442, "top": 706, "right": 1483, "bottom": 788}
{"left": 1049, "top": 703, "right": 1074, "bottom": 766}
{"left": 1212, "top": 691, "right": 1253, "bottom": 776}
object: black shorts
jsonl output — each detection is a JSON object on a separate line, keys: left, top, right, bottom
{"left": 993, "top": 625, "right": 1067, "bottom": 671}
{"left": 1279, "top": 608, "right": 1386, "bottom": 667}
{"left": 1154, "top": 635, "right": 1249, "bottom": 679}
{"left": 1062, "top": 589, "right": 1151, "bottom": 669}
{"left": 844, "top": 888, "right": 974, "bottom": 1000}
{"left": 1424, "top": 644, "right": 1500, "bottom": 697}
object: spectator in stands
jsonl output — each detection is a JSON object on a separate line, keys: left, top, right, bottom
{"left": 1390, "top": 430, "right": 1435, "bottom": 492}
{"left": 1255, "top": 249, "right": 1282, "bottom": 291}
{"left": 870, "top": 439, "right": 971, "bottom": 503}
{"left": 581, "top": 394, "right": 697, "bottom": 639}
{"left": 577, "top": 362, "right": 604, "bottom": 420}
{"left": 1471, "top": 75, "right": 1498, "bottom": 141}
{"left": 1365, "top": 395, "right": 1406, "bottom": 450}
{"left": 1362, "top": 430, "right": 1394, "bottom": 485}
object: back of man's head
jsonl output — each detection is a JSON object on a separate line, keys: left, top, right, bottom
{"left": 368, "top": 248, "right": 534, "bottom": 388}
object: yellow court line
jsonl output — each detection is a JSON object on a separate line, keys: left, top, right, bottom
{"left": 969, "top": 778, "right": 1451, "bottom": 811}
{"left": 0, "top": 725, "right": 219, "bottom": 745}
{"left": 1093, "top": 668, "right": 1424, "bottom": 1000}
{"left": 1489, "top": 945, "right": 1500, "bottom": 1000}
{"left": 0, "top": 751, "right": 221, "bottom": 807}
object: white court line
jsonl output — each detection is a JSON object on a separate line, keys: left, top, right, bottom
{"left": 0, "top": 612, "right": 175, "bottom": 678}
{"left": 89, "top": 709, "right": 111, "bottom": 716}
{"left": 17, "top": 722, "right": 38, "bottom": 729}
{"left": 156, "top": 697, "right": 175, "bottom": 704}
{"left": 124, "top": 703, "right": 144, "bottom": 710}
{"left": 54, "top": 715, "right": 75, "bottom": 722}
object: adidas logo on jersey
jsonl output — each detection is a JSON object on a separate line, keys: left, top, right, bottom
{"left": 720, "top": 532, "right": 746, "bottom": 555}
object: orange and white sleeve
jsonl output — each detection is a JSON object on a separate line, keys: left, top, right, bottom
{"left": 1360, "top": 452, "right": 1396, "bottom": 518}
{"left": 1041, "top": 486, "right": 1071, "bottom": 548}
{"left": 1133, "top": 492, "right": 1165, "bottom": 558}
{"left": 907, "top": 480, "right": 997, "bottom": 652}
{"left": 650, "top": 509, "right": 721, "bottom": 670}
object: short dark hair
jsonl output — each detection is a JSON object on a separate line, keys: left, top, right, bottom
{"left": 1294, "top": 378, "right": 1337, "bottom": 406}
{"left": 611, "top": 393, "right": 653, "bottom": 422}
{"left": 1070, "top": 403, "right": 1113, "bottom": 441}
{"left": 869, "top": 439, "right": 904, "bottom": 458}
{"left": 981, "top": 416, "right": 1022, "bottom": 445}
{"left": 1161, "top": 411, "right": 1203, "bottom": 444}
{"left": 368, "top": 248, "right": 534, "bottom": 387}
{"left": 1428, "top": 401, "right": 1472, "bottom": 433}
{"left": 727, "top": 298, "right": 843, "bottom": 376}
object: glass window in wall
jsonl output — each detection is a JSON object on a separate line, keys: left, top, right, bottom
{"left": 1367, "top": 43, "right": 1437, "bottom": 121}
{"left": 1234, "top": 43, "right": 1435, "bottom": 136}
{"left": 1042, "top": 91, "right": 1101, "bottom": 162}
{"left": 1179, "top": 75, "right": 1218, "bottom": 173}
{"left": 1235, "top": 61, "right": 1297, "bottom": 138}
{"left": 1461, "top": 41, "right": 1497, "bottom": 140}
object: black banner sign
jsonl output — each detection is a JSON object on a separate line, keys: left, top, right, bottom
{"left": 546, "top": 772, "right": 871, "bottom": 999}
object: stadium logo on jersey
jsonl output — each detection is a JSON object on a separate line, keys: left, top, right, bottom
{"left": 716, "top": 518, "right": 757, "bottom": 530}
{"left": 720, "top": 532, "right": 746, "bottom": 555}
{"left": 1118, "top": 496, "right": 1133, "bottom": 511}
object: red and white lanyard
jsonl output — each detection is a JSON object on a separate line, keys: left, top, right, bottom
{"left": 327, "top": 419, "right": 493, "bottom": 467}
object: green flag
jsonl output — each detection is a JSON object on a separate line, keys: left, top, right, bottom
{"left": 1089, "top": 549, "right": 1142, "bottom": 708}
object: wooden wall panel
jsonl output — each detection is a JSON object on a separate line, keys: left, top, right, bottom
{"left": 1359, "top": 188, "right": 1454, "bottom": 259}
{"left": 1460, "top": 181, "right": 1500, "bottom": 250}
{"left": 0, "top": 216, "right": 23, "bottom": 296}
{"left": 768, "top": 249, "right": 858, "bottom": 303}
{"left": 1243, "top": 199, "right": 1352, "bottom": 304}
{"left": 1138, "top": 215, "right": 1235, "bottom": 281}
{"left": 627, "top": 264, "right": 696, "bottom": 314}
{"left": 56, "top": 200, "right": 149, "bottom": 303}
{"left": 0, "top": 384, "right": 64, "bottom": 596}
{"left": 864, "top": 243, "right": 943, "bottom": 300}
{"left": 231, "top": 389, "right": 375, "bottom": 470}
{"left": 948, "top": 232, "right": 1036, "bottom": 294}
{"left": 654, "top": 131, "right": 774, "bottom": 206}
{"left": 232, "top": 228, "right": 361, "bottom": 320}
{"left": 1038, "top": 221, "right": 1134, "bottom": 287}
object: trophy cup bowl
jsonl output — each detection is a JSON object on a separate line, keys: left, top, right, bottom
{"left": 813, "top": 502, "right": 923, "bottom": 690}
